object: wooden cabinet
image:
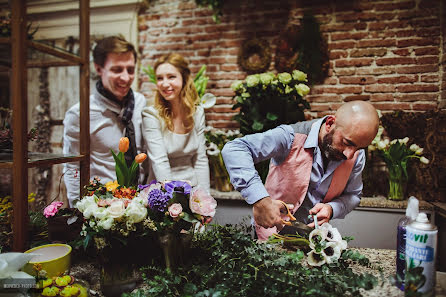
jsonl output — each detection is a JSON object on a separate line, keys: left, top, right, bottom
{"left": 0, "top": 0, "right": 90, "bottom": 251}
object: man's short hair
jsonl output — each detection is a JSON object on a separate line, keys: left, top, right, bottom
{"left": 93, "top": 35, "right": 137, "bottom": 67}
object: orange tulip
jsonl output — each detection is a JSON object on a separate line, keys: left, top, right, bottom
{"left": 119, "top": 137, "right": 129, "bottom": 153}
{"left": 135, "top": 153, "right": 147, "bottom": 164}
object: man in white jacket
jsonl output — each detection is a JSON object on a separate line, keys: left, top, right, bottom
{"left": 63, "top": 36, "right": 147, "bottom": 206}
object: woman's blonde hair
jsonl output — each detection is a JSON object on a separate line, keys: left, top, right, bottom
{"left": 154, "top": 53, "right": 199, "bottom": 131}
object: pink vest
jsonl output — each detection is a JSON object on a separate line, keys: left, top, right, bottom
{"left": 256, "top": 133, "right": 359, "bottom": 240}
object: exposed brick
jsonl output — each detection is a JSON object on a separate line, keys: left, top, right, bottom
{"left": 350, "top": 48, "right": 387, "bottom": 57}
{"left": 331, "top": 32, "right": 368, "bottom": 41}
{"left": 344, "top": 95, "right": 370, "bottom": 102}
{"left": 308, "top": 103, "right": 332, "bottom": 112}
{"left": 420, "top": 75, "right": 439, "bottom": 83}
{"left": 211, "top": 121, "right": 240, "bottom": 129}
{"left": 334, "top": 68, "right": 356, "bottom": 76}
{"left": 339, "top": 76, "right": 377, "bottom": 84}
{"left": 368, "top": 21, "right": 410, "bottom": 31}
{"left": 357, "top": 67, "right": 395, "bottom": 75}
{"left": 396, "top": 65, "right": 438, "bottom": 74}
{"left": 330, "top": 50, "right": 348, "bottom": 59}
{"left": 417, "top": 56, "right": 439, "bottom": 64}
{"left": 321, "top": 23, "right": 356, "bottom": 32}
{"left": 377, "top": 75, "right": 418, "bottom": 84}
{"left": 328, "top": 41, "right": 357, "bottom": 50}
{"left": 364, "top": 85, "right": 396, "bottom": 93}
{"left": 375, "top": 1, "right": 416, "bottom": 11}
{"left": 373, "top": 102, "right": 412, "bottom": 110}
{"left": 336, "top": 12, "right": 377, "bottom": 22}
{"left": 396, "top": 84, "right": 439, "bottom": 93}
{"left": 392, "top": 49, "right": 411, "bottom": 56}
{"left": 335, "top": 58, "right": 374, "bottom": 67}
{"left": 323, "top": 77, "right": 338, "bottom": 85}
{"left": 413, "top": 47, "right": 439, "bottom": 55}
{"left": 307, "top": 95, "right": 343, "bottom": 103}
{"left": 376, "top": 57, "right": 416, "bottom": 66}
{"left": 370, "top": 94, "right": 395, "bottom": 101}
{"left": 357, "top": 39, "right": 396, "bottom": 48}
{"left": 394, "top": 93, "right": 439, "bottom": 101}
{"left": 397, "top": 37, "right": 440, "bottom": 48}
{"left": 205, "top": 113, "right": 236, "bottom": 121}
{"left": 311, "top": 86, "right": 363, "bottom": 94}
{"left": 411, "top": 103, "right": 438, "bottom": 110}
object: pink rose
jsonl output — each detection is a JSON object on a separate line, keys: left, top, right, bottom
{"left": 43, "top": 201, "right": 64, "bottom": 218}
{"left": 189, "top": 187, "right": 217, "bottom": 218}
{"left": 168, "top": 203, "right": 183, "bottom": 218}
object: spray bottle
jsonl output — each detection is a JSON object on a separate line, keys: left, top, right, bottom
{"left": 396, "top": 196, "right": 419, "bottom": 290}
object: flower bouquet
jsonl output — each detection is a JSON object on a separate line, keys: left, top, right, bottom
{"left": 142, "top": 180, "right": 217, "bottom": 269}
{"left": 205, "top": 127, "right": 241, "bottom": 192}
{"left": 368, "top": 126, "right": 429, "bottom": 200}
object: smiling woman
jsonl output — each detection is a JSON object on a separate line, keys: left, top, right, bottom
{"left": 141, "top": 53, "right": 210, "bottom": 191}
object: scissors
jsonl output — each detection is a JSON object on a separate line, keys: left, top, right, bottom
{"left": 278, "top": 200, "right": 313, "bottom": 236}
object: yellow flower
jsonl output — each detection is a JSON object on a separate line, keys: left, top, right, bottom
{"left": 105, "top": 180, "right": 119, "bottom": 192}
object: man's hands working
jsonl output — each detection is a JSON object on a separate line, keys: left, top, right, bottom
{"left": 253, "top": 197, "right": 293, "bottom": 229}
{"left": 253, "top": 198, "right": 333, "bottom": 229}
{"left": 308, "top": 203, "right": 333, "bottom": 228}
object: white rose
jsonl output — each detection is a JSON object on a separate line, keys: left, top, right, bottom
{"left": 126, "top": 201, "right": 148, "bottom": 223}
{"left": 377, "top": 140, "right": 387, "bottom": 150}
{"left": 83, "top": 203, "right": 99, "bottom": 219}
{"left": 416, "top": 148, "right": 424, "bottom": 155}
{"left": 75, "top": 195, "right": 96, "bottom": 213}
{"left": 399, "top": 137, "right": 409, "bottom": 145}
{"left": 97, "top": 217, "right": 114, "bottom": 230}
{"left": 92, "top": 207, "right": 109, "bottom": 220}
{"left": 108, "top": 199, "right": 126, "bottom": 219}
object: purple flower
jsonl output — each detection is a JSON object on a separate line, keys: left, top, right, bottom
{"left": 164, "top": 181, "right": 192, "bottom": 195}
{"left": 147, "top": 189, "right": 171, "bottom": 212}
{"left": 138, "top": 180, "right": 158, "bottom": 191}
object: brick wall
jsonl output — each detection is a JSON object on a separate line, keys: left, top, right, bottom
{"left": 138, "top": 0, "right": 445, "bottom": 129}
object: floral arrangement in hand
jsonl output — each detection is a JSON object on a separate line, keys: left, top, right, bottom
{"left": 306, "top": 223, "right": 348, "bottom": 266}
{"left": 231, "top": 70, "right": 311, "bottom": 135}
{"left": 142, "top": 180, "right": 217, "bottom": 234}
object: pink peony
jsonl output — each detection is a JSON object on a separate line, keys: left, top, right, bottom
{"left": 189, "top": 187, "right": 217, "bottom": 217}
{"left": 43, "top": 201, "right": 64, "bottom": 218}
{"left": 168, "top": 203, "right": 183, "bottom": 218}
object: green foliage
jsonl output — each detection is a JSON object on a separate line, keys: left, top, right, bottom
{"left": 194, "top": 0, "right": 224, "bottom": 23}
{"left": 110, "top": 149, "right": 138, "bottom": 187}
{"left": 143, "top": 64, "right": 209, "bottom": 98}
{"left": 128, "top": 225, "right": 378, "bottom": 297}
{"left": 231, "top": 71, "right": 311, "bottom": 136}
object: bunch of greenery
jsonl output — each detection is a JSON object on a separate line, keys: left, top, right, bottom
{"left": 194, "top": 0, "right": 224, "bottom": 23}
{"left": 231, "top": 70, "right": 311, "bottom": 136}
{"left": 125, "top": 225, "right": 379, "bottom": 297}
{"left": 144, "top": 65, "right": 209, "bottom": 98}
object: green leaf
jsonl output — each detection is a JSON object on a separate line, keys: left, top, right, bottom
{"left": 143, "top": 65, "right": 157, "bottom": 84}
{"left": 252, "top": 121, "right": 263, "bottom": 131}
{"left": 111, "top": 149, "right": 129, "bottom": 186}
{"left": 266, "top": 112, "right": 278, "bottom": 121}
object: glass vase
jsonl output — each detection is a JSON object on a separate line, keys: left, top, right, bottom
{"left": 387, "top": 164, "right": 407, "bottom": 201}
{"left": 209, "top": 153, "right": 233, "bottom": 192}
{"left": 158, "top": 232, "right": 192, "bottom": 270}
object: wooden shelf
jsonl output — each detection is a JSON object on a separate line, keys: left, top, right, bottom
{"left": 0, "top": 153, "right": 87, "bottom": 169}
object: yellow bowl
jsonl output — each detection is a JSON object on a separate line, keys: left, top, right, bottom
{"left": 23, "top": 243, "right": 72, "bottom": 278}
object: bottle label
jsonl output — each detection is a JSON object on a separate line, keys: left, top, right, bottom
{"left": 405, "top": 226, "right": 437, "bottom": 296}
{"left": 396, "top": 225, "right": 406, "bottom": 290}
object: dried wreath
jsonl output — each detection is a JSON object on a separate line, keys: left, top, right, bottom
{"left": 237, "top": 38, "right": 271, "bottom": 74}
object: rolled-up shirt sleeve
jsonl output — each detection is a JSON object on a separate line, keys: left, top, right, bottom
{"left": 221, "top": 125, "right": 294, "bottom": 205}
{"left": 327, "top": 150, "right": 365, "bottom": 219}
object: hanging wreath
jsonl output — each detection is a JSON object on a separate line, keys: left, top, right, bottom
{"left": 238, "top": 38, "right": 272, "bottom": 74}
{"left": 275, "top": 15, "right": 329, "bottom": 84}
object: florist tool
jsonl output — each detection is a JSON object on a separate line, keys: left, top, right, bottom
{"left": 278, "top": 201, "right": 313, "bottom": 237}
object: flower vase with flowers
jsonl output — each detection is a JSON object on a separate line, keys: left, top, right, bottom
{"left": 205, "top": 127, "right": 241, "bottom": 192}
{"left": 368, "top": 127, "right": 429, "bottom": 200}
{"left": 142, "top": 180, "right": 217, "bottom": 270}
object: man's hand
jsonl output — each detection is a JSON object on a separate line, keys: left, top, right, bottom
{"left": 253, "top": 197, "right": 287, "bottom": 229}
{"left": 308, "top": 203, "right": 333, "bottom": 228}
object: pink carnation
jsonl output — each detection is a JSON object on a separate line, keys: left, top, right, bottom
{"left": 189, "top": 187, "right": 217, "bottom": 218}
{"left": 43, "top": 201, "right": 64, "bottom": 218}
{"left": 168, "top": 203, "right": 183, "bottom": 218}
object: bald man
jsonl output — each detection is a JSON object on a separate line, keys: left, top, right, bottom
{"left": 222, "top": 101, "right": 379, "bottom": 240}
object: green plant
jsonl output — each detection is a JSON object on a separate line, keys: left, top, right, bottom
{"left": 127, "top": 225, "right": 379, "bottom": 297}
{"left": 194, "top": 0, "right": 224, "bottom": 23}
{"left": 143, "top": 64, "right": 209, "bottom": 98}
{"left": 231, "top": 70, "right": 311, "bottom": 136}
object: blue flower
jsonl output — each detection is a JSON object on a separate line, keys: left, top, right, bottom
{"left": 147, "top": 189, "right": 171, "bottom": 212}
{"left": 164, "top": 181, "right": 192, "bottom": 195}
